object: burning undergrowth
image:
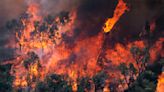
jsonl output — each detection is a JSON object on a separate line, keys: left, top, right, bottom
{"left": 0, "top": 0, "right": 164, "bottom": 92}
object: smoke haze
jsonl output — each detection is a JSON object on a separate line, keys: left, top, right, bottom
{"left": 0, "top": 0, "right": 163, "bottom": 61}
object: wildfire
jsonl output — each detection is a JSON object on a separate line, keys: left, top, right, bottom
{"left": 156, "top": 72, "right": 164, "bottom": 92}
{"left": 15, "top": 2, "right": 76, "bottom": 54}
{"left": 72, "top": 81, "right": 78, "bottom": 92}
{"left": 1, "top": 0, "right": 163, "bottom": 91}
{"left": 103, "top": 80, "right": 110, "bottom": 92}
{"left": 103, "top": 0, "right": 128, "bottom": 33}
{"left": 13, "top": 76, "right": 27, "bottom": 88}
{"left": 106, "top": 41, "right": 145, "bottom": 66}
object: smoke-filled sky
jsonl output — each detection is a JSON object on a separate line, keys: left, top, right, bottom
{"left": 0, "top": 0, "right": 79, "bottom": 26}
{"left": 0, "top": 0, "right": 163, "bottom": 27}
{"left": 0, "top": 0, "right": 164, "bottom": 60}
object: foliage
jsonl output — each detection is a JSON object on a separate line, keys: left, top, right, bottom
{"left": 78, "top": 77, "right": 92, "bottom": 92}
{"left": 130, "top": 46, "right": 150, "bottom": 74}
{"left": 125, "top": 58, "right": 164, "bottom": 92}
{"left": 0, "top": 64, "right": 13, "bottom": 92}
{"left": 93, "top": 71, "right": 108, "bottom": 90}
{"left": 36, "top": 74, "right": 72, "bottom": 92}
{"left": 118, "top": 62, "right": 137, "bottom": 87}
{"left": 23, "top": 51, "right": 40, "bottom": 69}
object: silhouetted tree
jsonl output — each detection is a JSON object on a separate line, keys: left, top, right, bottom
{"left": 130, "top": 46, "right": 150, "bottom": 74}
{"left": 125, "top": 57, "right": 164, "bottom": 92}
{"left": 93, "top": 71, "right": 108, "bottom": 91}
{"left": 0, "top": 64, "right": 13, "bottom": 92}
{"left": 42, "top": 74, "right": 72, "bottom": 92}
{"left": 78, "top": 77, "right": 92, "bottom": 92}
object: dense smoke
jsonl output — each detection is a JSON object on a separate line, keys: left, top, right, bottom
{"left": 0, "top": 0, "right": 79, "bottom": 27}
{"left": 0, "top": 0, "right": 163, "bottom": 91}
{"left": 0, "top": 0, "right": 163, "bottom": 60}
{"left": 0, "top": 0, "right": 163, "bottom": 30}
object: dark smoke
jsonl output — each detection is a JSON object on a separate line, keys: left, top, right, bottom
{"left": 118, "top": 0, "right": 164, "bottom": 39}
{"left": 0, "top": 0, "right": 26, "bottom": 27}
{"left": 0, "top": 0, "right": 164, "bottom": 61}
{"left": 76, "top": 0, "right": 164, "bottom": 40}
{"left": 76, "top": 0, "right": 117, "bottom": 37}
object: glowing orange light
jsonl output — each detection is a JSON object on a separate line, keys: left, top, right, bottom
{"left": 103, "top": 0, "right": 128, "bottom": 33}
{"left": 156, "top": 72, "right": 164, "bottom": 92}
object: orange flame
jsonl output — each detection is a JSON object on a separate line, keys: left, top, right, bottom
{"left": 72, "top": 81, "right": 78, "bottom": 92}
{"left": 106, "top": 41, "right": 145, "bottom": 66}
{"left": 103, "top": 0, "right": 128, "bottom": 33}
{"left": 156, "top": 72, "right": 164, "bottom": 92}
{"left": 4, "top": 0, "right": 163, "bottom": 91}
{"left": 103, "top": 80, "right": 110, "bottom": 92}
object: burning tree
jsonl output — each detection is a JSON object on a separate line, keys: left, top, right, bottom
{"left": 0, "top": 0, "right": 163, "bottom": 92}
{"left": 118, "top": 21, "right": 164, "bottom": 91}
{"left": 4, "top": 2, "right": 77, "bottom": 91}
